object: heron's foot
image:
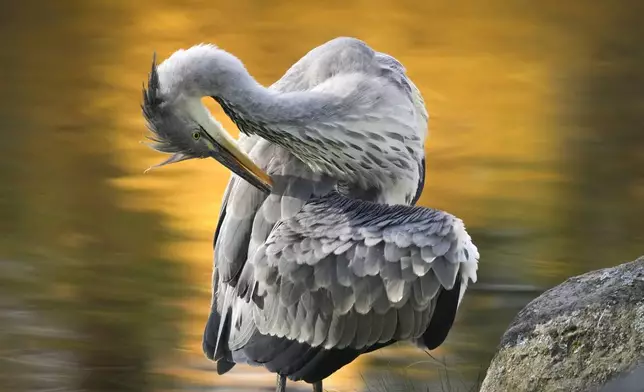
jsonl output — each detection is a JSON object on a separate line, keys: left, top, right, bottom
{"left": 276, "top": 374, "right": 287, "bottom": 392}
{"left": 312, "top": 380, "right": 323, "bottom": 392}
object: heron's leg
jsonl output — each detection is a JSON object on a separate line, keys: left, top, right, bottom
{"left": 276, "top": 374, "right": 287, "bottom": 392}
{"left": 312, "top": 381, "right": 322, "bottom": 392}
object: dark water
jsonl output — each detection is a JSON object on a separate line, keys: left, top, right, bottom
{"left": 1, "top": 1, "right": 643, "bottom": 391}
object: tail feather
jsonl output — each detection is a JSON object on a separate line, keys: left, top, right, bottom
{"left": 418, "top": 278, "right": 462, "bottom": 349}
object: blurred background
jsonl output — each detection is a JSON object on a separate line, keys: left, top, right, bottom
{"left": 1, "top": 1, "right": 644, "bottom": 391}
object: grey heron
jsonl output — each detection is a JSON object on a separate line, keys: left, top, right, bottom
{"left": 141, "top": 37, "right": 479, "bottom": 392}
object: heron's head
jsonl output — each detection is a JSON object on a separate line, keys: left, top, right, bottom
{"left": 141, "top": 53, "right": 272, "bottom": 192}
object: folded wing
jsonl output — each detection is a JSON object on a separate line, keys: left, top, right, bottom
{"left": 236, "top": 191, "right": 478, "bottom": 352}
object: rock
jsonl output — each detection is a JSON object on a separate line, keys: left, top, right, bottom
{"left": 480, "top": 256, "right": 644, "bottom": 392}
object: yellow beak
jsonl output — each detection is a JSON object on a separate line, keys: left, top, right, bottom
{"left": 203, "top": 130, "right": 273, "bottom": 193}
{"left": 183, "top": 98, "right": 272, "bottom": 193}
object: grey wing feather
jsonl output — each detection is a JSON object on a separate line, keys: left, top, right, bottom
{"left": 244, "top": 192, "right": 478, "bottom": 350}
{"left": 206, "top": 137, "right": 338, "bottom": 363}
{"left": 271, "top": 37, "right": 426, "bottom": 120}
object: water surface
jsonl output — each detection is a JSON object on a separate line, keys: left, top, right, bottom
{"left": 1, "top": 1, "right": 644, "bottom": 391}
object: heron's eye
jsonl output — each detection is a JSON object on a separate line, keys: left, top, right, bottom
{"left": 192, "top": 131, "right": 201, "bottom": 141}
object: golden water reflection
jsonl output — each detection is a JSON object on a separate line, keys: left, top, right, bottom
{"left": 1, "top": 1, "right": 643, "bottom": 391}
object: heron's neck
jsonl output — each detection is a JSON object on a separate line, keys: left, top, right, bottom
{"left": 160, "top": 46, "right": 290, "bottom": 121}
{"left": 205, "top": 66, "right": 274, "bottom": 117}
{"left": 161, "top": 45, "right": 341, "bottom": 126}
{"left": 160, "top": 45, "right": 421, "bottom": 204}
{"left": 206, "top": 71, "right": 321, "bottom": 127}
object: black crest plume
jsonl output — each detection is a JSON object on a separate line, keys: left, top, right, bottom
{"left": 140, "top": 52, "right": 188, "bottom": 155}
{"left": 142, "top": 52, "right": 161, "bottom": 114}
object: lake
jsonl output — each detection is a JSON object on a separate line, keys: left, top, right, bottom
{"left": 1, "top": 1, "right": 643, "bottom": 391}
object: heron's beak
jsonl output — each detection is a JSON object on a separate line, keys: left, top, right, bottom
{"left": 144, "top": 152, "right": 192, "bottom": 173}
{"left": 180, "top": 99, "right": 272, "bottom": 193}
{"left": 202, "top": 131, "right": 273, "bottom": 193}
